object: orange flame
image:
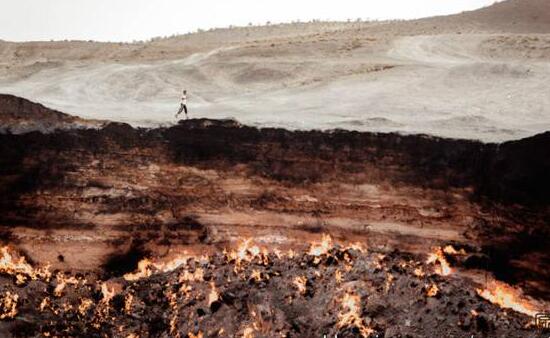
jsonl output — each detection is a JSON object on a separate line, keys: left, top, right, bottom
{"left": 208, "top": 282, "right": 219, "bottom": 306}
{"left": 101, "top": 283, "right": 116, "bottom": 304}
{"left": 124, "top": 255, "right": 193, "bottom": 281}
{"left": 250, "top": 269, "right": 263, "bottom": 282}
{"left": 0, "top": 246, "right": 51, "bottom": 283}
{"left": 293, "top": 276, "right": 307, "bottom": 295}
{"left": 335, "top": 270, "right": 343, "bottom": 284}
{"left": 0, "top": 291, "right": 19, "bottom": 319}
{"left": 167, "top": 290, "right": 180, "bottom": 336}
{"left": 39, "top": 297, "right": 51, "bottom": 312}
{"left": 225, "top": 239, "right": 271, "bottom": 273}
{"left": 78, "top": 298, "right": 93, "bottom": 316}
{"left": 179, "top": 267, "right": 204, "bottom": 283}
{"left": 384, "top": 273, "right": 395, "bottom": 293}
{"left": 308, "top": 234, "right": 333, "bottom": 256}
{"left": 414, "top": 267, "right": 425, "bottom": 277}
{"left": 337, "top": 292, "right": 374, "bottom": 337}
{"left": 426, "top": 283, "right": 439, "bottom": 297}
{"left": 443, "top": 245, "right": 466, "bottom": 256}
{"left": 347, "top": 242, "right": 367, "bottom": 253}
{"left": 122, "top": 293, "right": 133, "bottom": 315}
{"left": 53, "top": 273, "right": 82, "bottom": 297}
{"left": 243, "top": 326, "right": 255, "bottom": 338}
{"left": 426, "top": 247, "right": 452, "bottom": 276}
{"left": 476, "top": 280, "right": 540, "bottom": 317}
{"left": 237, "top": 239, "right": 261, "bottom": 260}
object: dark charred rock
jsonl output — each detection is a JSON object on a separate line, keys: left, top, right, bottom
{"left": 0, "top": 246, "right": 541, "bottom": 338}
{"left": 479, "top": 131, "right": 550, "bottom": 206}
{"left": 209, "top": 300, "right": 222, "bottom": 313}
{"left": 462, "top": 253, "right": 491, "bottom": 269}
{"left": 102, "top": 241, "right": 151, "bottom": 277}
{"left": 475, "top": 314, "right": 493, "bottom": 333}
{"left": 221, "top": 291, "right": 236, "bottom": 305}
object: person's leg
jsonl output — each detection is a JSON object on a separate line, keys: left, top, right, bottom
{"left": 184, "top": 105, "right": 188, "bottom": 119}
{"left": 176, "top": 104, "right": 184, "bottom": 118}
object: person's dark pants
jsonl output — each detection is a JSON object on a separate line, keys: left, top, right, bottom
{"left": 176, "top": 104, "right": 188, "bottom": 118}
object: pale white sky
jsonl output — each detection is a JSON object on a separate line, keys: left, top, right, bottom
{"left": 1, "top": 0, "right": 501, "bottom": 42}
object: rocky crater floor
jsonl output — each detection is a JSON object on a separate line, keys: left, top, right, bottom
{"left": 0, "top": 237, "right": 547, "bottom": 337}
{"left": 0, "top": 96, "right": 549, "bottom": 337}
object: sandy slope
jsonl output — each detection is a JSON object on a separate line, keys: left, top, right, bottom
{"left": 1, "top": 0, "right": 550, "bottom": 141}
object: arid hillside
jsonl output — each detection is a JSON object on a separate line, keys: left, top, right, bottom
{"left": 456, "top": 0, "right": 550, "bottom": 32}
{"left": 0, "top": 94, "right": 104, "bottom": 134}
{"left": 1, "top": 0, "right": 550, "bottom": 141}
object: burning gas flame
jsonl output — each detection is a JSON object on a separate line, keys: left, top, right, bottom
{"left": 53, "top": 273, "right": 82, "bottom": 297}
{"left": 208, "top": 282, "right": 219, "bottom": 306}
{"left": 237, "top": 239, "right": 261, "bottom": 260}
{"left": 78, "top": 298, "right": 93, "bottom": 316}
{"left": 0, "top": 246, "right": 51, "bottom": 283}
{"left": 335, "top": 270, "right": 343, "bottom": 284}
{"left": 347, "top": 242, "right": 367, "bottom": 253}
{"left": 166, "top": 290, "right": 180, "bottom": 336}
{"left": 101, "top": 283, "right": 116, "bottom": 304}
{"left": 124, "top": 255, "right": 193, "bottom": 281}
{"left": 293, "top": 276, "right": 307, "bottom": 295}
{"left": 179, "top": 267, "right": 204, "bottom": 283}
{"left": 40, "top": 297, "right": 51, "bottom": 312}
{"left": 426, "top": 283, "right": 439, "bottom": 297}
{"left": 308, "top": 234, "right": 333, "bottom": 256}
{"left": 224, "top": 239, "right": 271, "bottom": 272}
{"left": 287, "top": 249, "right": 296, "bottom": 259}
{"left": 443, "top": 245, "right": 466, "bottom": 256}
{"left": 414, "top": 267, "right": 425, "bottom": 277}
{"left": 242, "top": 326, "right": 255, "bottom": 338}
{"left": 124, "top": 294, "right": 134, "bottom": 314}
{"left": 426, "top": 247, "right": 452, "bottom": 276}
{"left": 0, "top": 291, "right": 19, "bottom": 319}
{"left": 476, "top": 280, "right": 540, "bottom": 317}
{"left": 384, "top": 273, "right": 394, "bottom": 293}
{"left": 337, "top": 292, "right": 374, "bottom": 337}
{"left": 250, "top": 270, "right": 263, "bottom": 282}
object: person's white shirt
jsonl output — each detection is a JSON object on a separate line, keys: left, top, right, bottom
{"left": 181, "top": 93, "right": 188, "bottom": 105}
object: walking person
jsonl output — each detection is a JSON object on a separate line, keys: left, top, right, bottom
{"left": 175, "top": 89, "right": 188, "bottom": 119}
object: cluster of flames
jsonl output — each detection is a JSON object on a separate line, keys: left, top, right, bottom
{"left": 0, "top": 291, "right": 18, "bottom": 319}
{"left": 123, "top": 253, "right": 209, "bottom": 281}
{"left": 425, "top": 245, "right": 542, "bottom": 317}
{"left": 476, "top": 280, "right": 541, "bottom": 317}
{"left": 122, "top": 234, "right": 363, "bottom": 285}
{"left": 123, "top": 235, "right": 371, "bottom": 336}
{"left": 337, "top": 291, "right": 374, "bottom": 337}
{"left": 0, "top": 246, "right": 51, "bottom": 284}
{"left": 0, "top": 238, "right": 546, "bottom": 335}
{"left": 426, "top": 246, "right": 454, "bottom": 276}
{"left": 308, "top": 233, "right": 334, "bottom": 256}
{"left": 0, "top": 246, "right": 124, "bottom": 322}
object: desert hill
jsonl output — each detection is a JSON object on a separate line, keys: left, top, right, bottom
{"left": 457, "top": 0, "right": 550, "bottom": 32}
{"left": 0, "top": 94, "right": 104, "bottom": 133}
{"left": 0, "top": 0, "right": 549, "bottom": 141}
